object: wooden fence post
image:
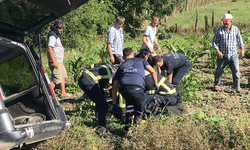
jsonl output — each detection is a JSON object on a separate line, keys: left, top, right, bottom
{"left": 185, "top": 0, "right": 188, "bottom": 11}
{"left": 205, "top": 15, "right": 208, "bottom": 31}
{"left": 195, "top": 8, "right": 198, "bottom": 32}
{"left": 212, "top": 12, "right": 214, "bottom": 28}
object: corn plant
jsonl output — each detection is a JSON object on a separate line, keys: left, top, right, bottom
{"left": 67, "top": 49, "right": 94, "bottom": 93}
{"left": 96, "top": 44, "right": 111, "bottom": 63}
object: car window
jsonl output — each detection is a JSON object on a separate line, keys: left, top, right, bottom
{"left": 0, "top": 54, "right": 37, "bottom": 96}
{"left": 0, "top": 0, "right": 52, "bottom": 30}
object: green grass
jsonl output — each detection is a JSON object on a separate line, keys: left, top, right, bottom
{"left": 24, "top": 0, "right": 250, "bottom": 149}
{"left": 164, "top": 0, "right": 250, "bottom": 30}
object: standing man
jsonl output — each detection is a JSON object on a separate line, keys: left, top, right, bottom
{"left": 112, "top": 47, "right": 158, "bottom": 125}
{"left": 47, "top": 20, "right": 68, "bottom": 97}
{"left": 153, "top": 53, "right": 191, "bottom": 105}
{"left": 212, "top": 13, "right": 245, "bottom": 93}
{"left": 141, "top": 16, "right": 162, "bottom": 54}
{"left": 107, "top": 16, "right": 125, "bottom": 64}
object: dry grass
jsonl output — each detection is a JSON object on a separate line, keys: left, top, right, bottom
{"left": 122, "top": 113, "right": 250, "bottom": 150}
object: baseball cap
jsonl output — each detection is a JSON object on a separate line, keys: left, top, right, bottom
{"left": 221, "top": 13, "right": 233, "bottom": 22}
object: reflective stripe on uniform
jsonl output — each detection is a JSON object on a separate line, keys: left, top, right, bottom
{"left": 146, "top": 77, "right": 176, "bottom": 95}
{"left": 84, "top": 69, "right": 99, "bottom": 83}
{"left": 84, "top": 65, "right": 112, "bottom": 84}
{"left": 101, "top": 65, "right": 112, "bottom": 85}
{"left": 117, "top": 92, "right": 126, "bottom": 108}
{"left": 90, "top": 64, "right": 95, "bottom": 68}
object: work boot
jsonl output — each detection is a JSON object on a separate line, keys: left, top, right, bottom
{"left": 96, "top": 126, "right": 116, "bottom": 140}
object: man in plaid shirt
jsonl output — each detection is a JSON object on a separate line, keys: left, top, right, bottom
{"left": 212, "top": 13, "right": 245, "bottom": 93}
{"left": 107, "top": 16, "right": 125, "bottom": 65}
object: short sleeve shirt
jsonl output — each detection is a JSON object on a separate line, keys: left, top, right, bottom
{"left": 160, "top": 53, "right": 188, "bottom": 75}
{"left": 114, "top": 57, "right": 150, "bottom": 88}
{"left": 107, "top": 24, "right": 124, "bottom": 56}
{"left": 47, "top": 30, "right": 64, "bottom": 63}
{"left": 141, "top": 24, "right": 156, "bottom": 50}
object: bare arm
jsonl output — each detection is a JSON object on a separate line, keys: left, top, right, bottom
{"left": 240, "top": 47, "right": 245, "bottom": 58}
{"left": 142, "top": 35, "right": 155, "bottom": 54}
{"left": 145, "top": 65, "right": 158, "bottom": 86}
{"left": 47, "top": 46, "right": 58, "bottom": 69}
{"left": 154, "top": 37, "right": 162, "bottom": 54}
{"left": 216, "top": 49, "right": 223, "bottom": 59}
{"left": 107, "top": 43, "right": 115, "bottom": 63}
{"left": 167, "top": 74, "right": 173, "bottom": 84}
{"left": 161, "top": 69, "right": 165, "bottom": 77}
{"left": 112, "top": 80, "right": 119, "bottom": 104}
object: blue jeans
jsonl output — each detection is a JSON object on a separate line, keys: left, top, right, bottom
{"left": 119, "top": 86, "right": 146, "bottom": 124}
{"left": 172, "top": 60, "right": 191, "bottom": 103}
{"left": 214, "top": 54, "right": 240, "bottom": 89}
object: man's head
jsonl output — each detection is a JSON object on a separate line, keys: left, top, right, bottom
{"left": 152, "top": 55, "right": 163, "bottom": 67}
{"left": 221, "top": 13, "right": 233, "bottom": 29}
{"left": 151, "top": 16, "right": 159, "bottom": 28}
{"left": 115, "top": 16, "right": 125, "bottom": 29}
{"left": 53, "top": 20, "right": 64, "bottom": 34}
{"left": 123, "top": 47, "right": 134, "bottom": 60}
{"left": 139, "top": 49, "right": 150, "bottom": 60}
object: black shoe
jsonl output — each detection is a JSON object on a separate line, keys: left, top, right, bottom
{"left": 96, "top": 126, "right": 116, "bottom": 140}
{"left": 175, "top": 102, "right": 185, "bottom": 112}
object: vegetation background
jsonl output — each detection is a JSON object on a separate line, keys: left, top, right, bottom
{"left": 21, "top": 0, "right": 250, "bottom": 149}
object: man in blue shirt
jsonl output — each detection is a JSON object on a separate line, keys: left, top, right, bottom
{"left": 153, "top": 53, "right": 191, "bottom": 105}
{"left": 212, "top": 13, "right": 245, "bottom": 93}
{"left": 107, "top": 16, "right": 125, "bottom": 64}
{"left": 141, "top": 16, "right": 162, "bottom": 54}
{"left": 112, "top": 47, "right": 158, "bottom": 124}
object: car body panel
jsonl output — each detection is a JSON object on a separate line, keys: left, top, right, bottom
{"left": 0, "top": 0, "right": 89, "bottom": 149}
{"left": 0, "top": 0, "right": 89, "bottom": 41}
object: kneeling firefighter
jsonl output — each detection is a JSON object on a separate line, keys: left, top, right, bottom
{"left": 78, "top": 62, "right": 117, "bottom": 129}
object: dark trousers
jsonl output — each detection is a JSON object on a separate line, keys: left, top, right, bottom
{"left": 78, "top": 76, "right": 108, "bottom": 127}
{"left": 113, "top": 54, "right": 124, "bottom": 65}
{"left": 145, "top": 94, "right": 177, "bottom": 107}
{"left": 172, "top": 60, "right": 191, "bottom": 103}
{"left": 119, "top": 86, "right": 146, "bottom": 124}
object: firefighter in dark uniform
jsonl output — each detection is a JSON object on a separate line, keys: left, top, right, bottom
{"left": 78, "top": 62, "right": 117, "bottom": 129}
{"left": 145, "top": 74, "right": 177, "bottom": 106}
{"left": 112, "top": 47, "right": 159, "bottom": 124}
{"left": 153, "top": 53, "right": 191, "bottom": 105}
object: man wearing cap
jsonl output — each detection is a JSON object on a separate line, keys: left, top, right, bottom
{"left": 47, "top": 20, "right": 68, "bottom": 97}
{"left": 107, "top": 16, "right": 125, "bottom": 64}
{"left": 212, "top": 13, "right": 245, "bottom": 93}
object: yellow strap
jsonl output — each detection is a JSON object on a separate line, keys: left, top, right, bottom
{"left": 146, "top": 76, "right": 176, "bottom": 95}
{"left": 84, "top": 65, "right": 112, "bottom": 84}
{"left": 84, "top": 69, "right": 99, "bottom": 83}
{"left": 90, "top": 64, "right": 95, "bottom": 68}
{"left": 117, "top": 92, "right": 126, "bottom": 108}
{"left": 101, "top": 65, "right": 112, "bottom": 84}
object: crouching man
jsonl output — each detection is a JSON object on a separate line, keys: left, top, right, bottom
{"left": 112, "top": 47, "right": 158, "bottom": 125}
{"left": 78, "top": 62, "right": 117, "bottom": 134}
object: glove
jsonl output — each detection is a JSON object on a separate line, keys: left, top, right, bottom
{"left": 112, "top": 104, "right": 119, "bottom": 116}
{"left": 154, "top": 85, "right": 159, "bottom": 95}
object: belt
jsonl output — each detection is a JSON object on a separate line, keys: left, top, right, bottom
{"left": 120, "top": 85, "right": 143, "bottom": 90}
